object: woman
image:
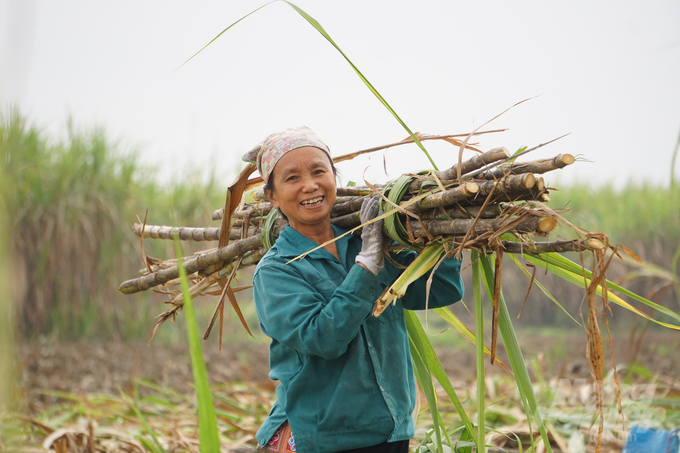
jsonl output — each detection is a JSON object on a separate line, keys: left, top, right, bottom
{"left": 243, "top": 127, "right": 464, "bottom": 453}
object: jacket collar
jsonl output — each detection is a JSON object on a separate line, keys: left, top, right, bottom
{"left": 273, "top": 224, "right": 351, "bottom": 262}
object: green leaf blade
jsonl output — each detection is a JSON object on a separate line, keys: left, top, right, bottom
{"left": 174, "top": 238, "right": 220, "bottom": 452}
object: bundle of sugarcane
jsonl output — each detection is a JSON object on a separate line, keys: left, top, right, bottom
{"left": 119, "top": 134, "right": 605, "bottom": 338}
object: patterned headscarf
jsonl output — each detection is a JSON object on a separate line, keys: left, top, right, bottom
{"left": 242, "top": 126, "right": 331, "bottom": 183}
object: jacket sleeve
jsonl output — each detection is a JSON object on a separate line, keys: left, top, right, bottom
{"left": 381, "top": 249, "right": 464, "bottom": 311}
{"left": 253, "top": 262, "right": 384, "bottom": 360}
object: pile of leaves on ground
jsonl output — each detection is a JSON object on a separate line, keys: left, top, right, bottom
{"left": 4, "top": 360, "right": 679, "bottom": 452}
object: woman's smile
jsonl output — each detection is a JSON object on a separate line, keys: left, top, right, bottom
{"left": 300, "top": 195, "right": 324, "bottom": 207}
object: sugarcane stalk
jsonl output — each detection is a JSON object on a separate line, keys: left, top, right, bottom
{"left": 404, "top": 148, "right": 510, "bottom": 193}
{"left": 336, "top": 186, "right": 386, "bottom": 197}
{"left": 403, "top": 181, "right": 480, "bottom": 213}
{"left": 119, "top": 235, "right": 263, "bottom": 294}
{"left": 468, "top": 188, "right": 550, "bottom": 206}
{"left": 479, "top": 154, "right": 575, "bottom": 180}
{"left": 436, "top": 147, "right": 511, "bottom": 181}
{"left": 251, "top": 189, "right": 269, "bottom": 201}
{"left": 170, "top": 247, "right": 266, "bottom": 302}
{"left": 133, "top": 224, "right": 221, "bottom": 241}
{"left": 137, "top": 255, "right": 196, "bottom": 275}
{"left": 536, "top": 177, "right": 545, "bottom": 191}
{"left": 409, "top": 216, "right": 556, "bottom": 239}
{"left": 418, "top": 204, "right": 505, "bottom": 220}
{"left": 332, "top": 195, "right": 370, "bottom": 217}
{"left": 476, "top": 174, "right": 536, "bottom": 195}
{"left": 232, "top": 205, "right": 273, "bottom": 219}
{"left": 133, "top": 223, "right": 261, "bottom": 242}
{"left": 501, "top": 237, "right": 605, "bottom": 254}
{"left": 332, "top": 205, "right": 552, "bottom": 236}
{"left": 331, "top": 211, "right": 362, "bottom": 230}
{"left": 468, "top": 175, "right": 547, "bottom": 205}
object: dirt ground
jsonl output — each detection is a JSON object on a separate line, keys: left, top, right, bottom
{"left": 16, "top": 330, "right": 679, "bottom": 411}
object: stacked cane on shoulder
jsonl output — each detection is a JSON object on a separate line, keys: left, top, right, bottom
{"left": 119, "top": 144, "right": 600, "bottom": 312}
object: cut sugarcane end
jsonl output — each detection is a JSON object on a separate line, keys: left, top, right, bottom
{"left": 492, "top": 147, "right": 512, "bottom": 159}
{"left": 536, "top": 177, "right": 545, "bottom": 191}
{"left": 373, "top": 288, "right": 403, "bottom": 317}
{"left": 585, "top": 237, "right": 606, "bottom": 250}
{"left": 465, "top": 181, "right": 479, "bottom": 194}
{"left": 539, "top": 217, "right": 558, "bottom": 233}
{"left": 561, "top": 153, "right": 575, "bottom": 165}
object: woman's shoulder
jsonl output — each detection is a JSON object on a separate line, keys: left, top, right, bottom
{"left": 253, "top": 245, "right": 284, "bottom": 276}
{"left": 252, "top": 240, "right": 309, "bottom": 279}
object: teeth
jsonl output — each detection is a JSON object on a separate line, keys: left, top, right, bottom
{"left": 301, "top": 197, "right": 323, "bottom": 206}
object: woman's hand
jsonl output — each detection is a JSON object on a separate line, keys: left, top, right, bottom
{"left": 355, "top": 196, "right": 385, "bottom": 275}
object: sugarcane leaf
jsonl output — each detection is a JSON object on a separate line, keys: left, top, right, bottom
{"left": 479, "top": 254, "right": 552, "bottom": 453}
{"left": 619, "top": 244, "right": 643, "bottom": 263}
{"left": 507, "top": 146, "right": 528, "bottom": 163}
{"left": 375, "top": 244, "right": 444, "bottom": 315}
{"left": 506, "top": 253, "right": 581, "bottom": 326}
{"left": 173, "top": 238, "right": 220, "bottom": 452}
{"left": 120, "top": 391, "right": 168, "bottom": 453}
{"left": 617, "top": 254, "right": 680, "bottom": 284}
{"left": 471, "top": 252, "right": 486, "bottom": 453}
{"left": 433, "top": 307, "right": 513, "bottom": 375}
{"left": 456, "top": 426, "right": 475, "bottom": 453}
{"left": 281, "top": 1, "right": 439, "bottom": 170}
{"left": 454, "top": 441, "right": 477, "bottom": 452}
{"left": 176, "top": 1, "right": 276, "bottom": 71}
{"left": 500, "top": 231, "right": 680, "bottom": 325}
{"left": 382, "top": 174, "right": 429, "bottom": 249}
{"left": 181, "top": 0, "right": 439, "bottom": 170}
{"left": 409, "top": 335, "right": 443, "bottom": 453}
{"left": 523, "top": 252, "right": 680, "bottom": 329}
{"left": 404, "top": 311, "right": 477, "bottom": 443}
{"left": 136, "top": 436, "right": 162, "bottom": 453}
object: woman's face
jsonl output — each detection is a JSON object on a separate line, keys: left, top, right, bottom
{"left": 266, "top": 146, "right": 337, "bottom": 233}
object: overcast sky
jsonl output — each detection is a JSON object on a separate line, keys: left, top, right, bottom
{"left": 2, "top": 0, "right": 679, "bottom": 188}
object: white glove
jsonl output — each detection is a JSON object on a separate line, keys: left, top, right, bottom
{"left": 355, "top": 196, "right": 385, "bottom": 275}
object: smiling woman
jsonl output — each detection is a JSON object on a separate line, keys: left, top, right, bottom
{"left": 266, "top": 147, "right": 338, "bottom": 250}
{"left": 242, "top": 126, "right": 465, "bottom": 453}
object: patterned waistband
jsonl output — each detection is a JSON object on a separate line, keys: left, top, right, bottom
{"left": 262, "top": 421, "right": 296, "bottom": 452}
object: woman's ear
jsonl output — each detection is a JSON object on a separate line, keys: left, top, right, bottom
{"left": 265, "top": 189, "right": 279, "bottom": 209}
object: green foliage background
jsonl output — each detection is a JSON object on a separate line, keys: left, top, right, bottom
{"left": 1, "top": 108, "right": 226, "bottom": 342}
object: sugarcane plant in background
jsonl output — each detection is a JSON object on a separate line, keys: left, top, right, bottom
{"left": 0, "top": 146, "right": 16, "bottom": 448}
{"left": 117, "top": 2, "right": 680, "bottom": 452}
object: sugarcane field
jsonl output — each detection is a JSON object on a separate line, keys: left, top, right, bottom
{"left": 3, "top": 2, "right": 680, "bottom": 453}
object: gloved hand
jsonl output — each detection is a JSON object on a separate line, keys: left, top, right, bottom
{"left": 355, "top": 195, "right": 385, "bottom": 275}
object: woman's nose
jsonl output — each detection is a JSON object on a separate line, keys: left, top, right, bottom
{"left": 301, "top": 175, "right": 318, "bottom": 192}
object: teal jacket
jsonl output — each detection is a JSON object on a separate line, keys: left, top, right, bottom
{"left": 253, "top": 225, "right": 464, "bottom": 453}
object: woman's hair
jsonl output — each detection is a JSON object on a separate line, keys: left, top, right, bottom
{"left": 263, "top": 154, "right": 338, "bottom": 222}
